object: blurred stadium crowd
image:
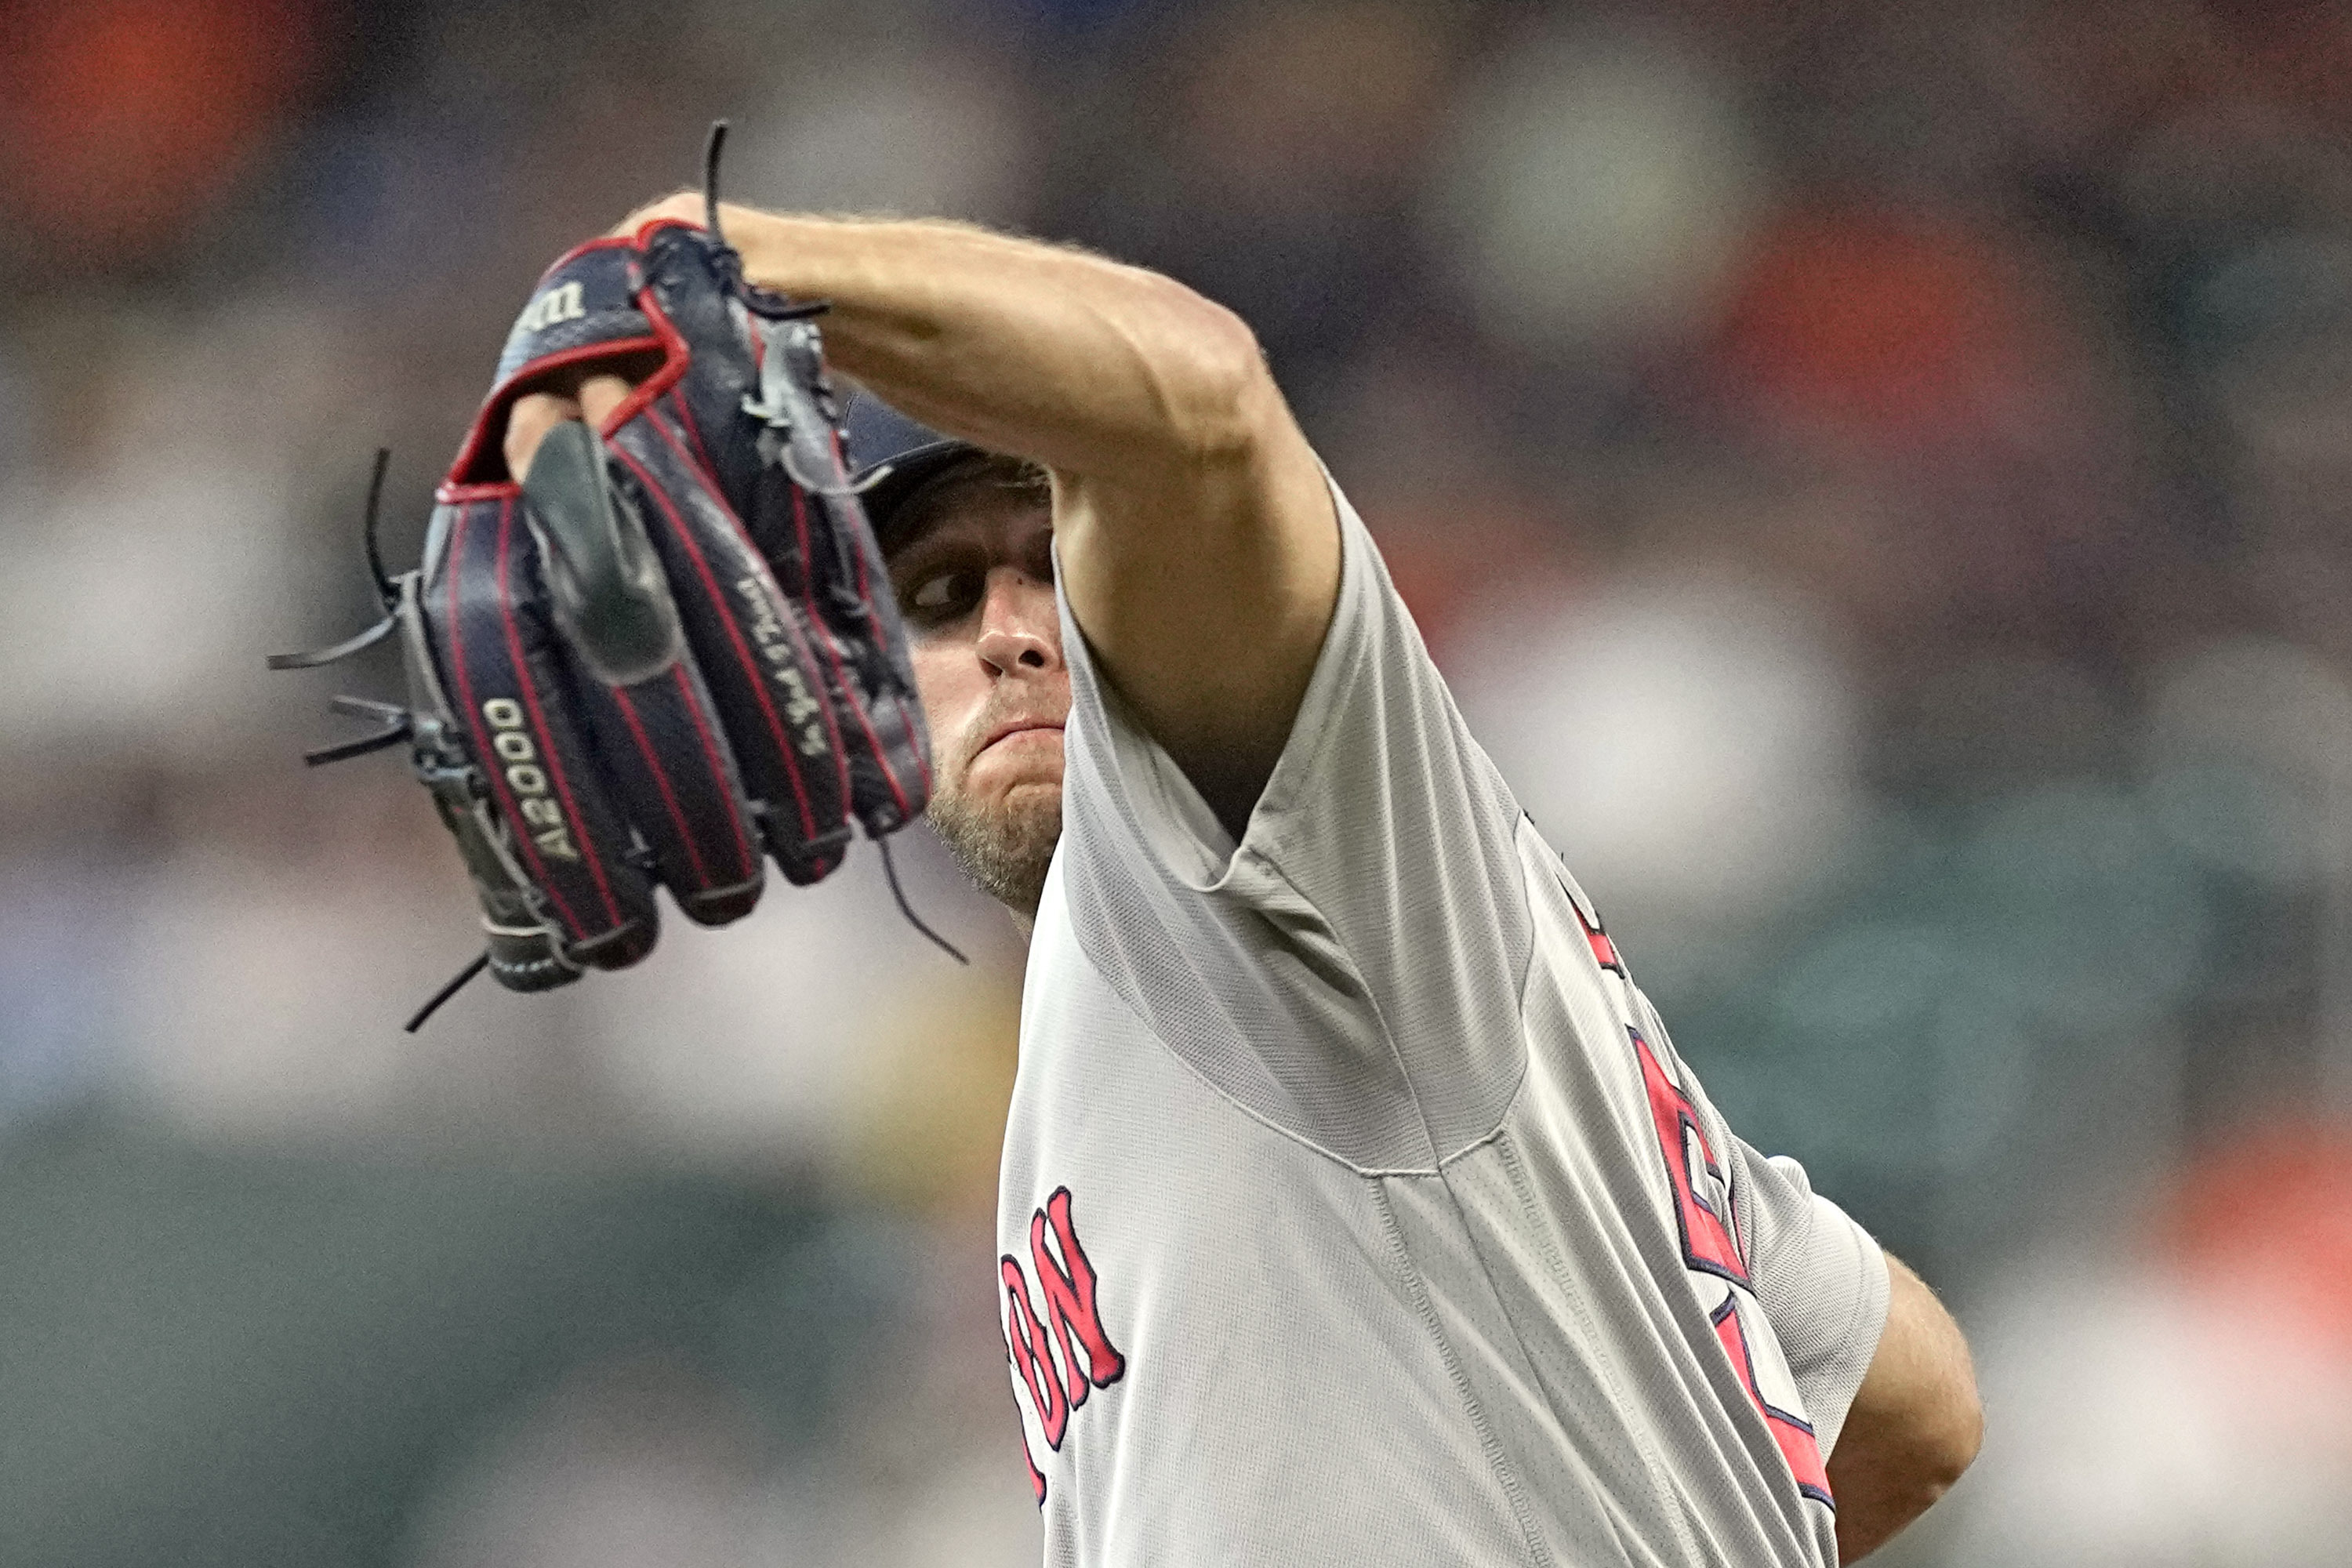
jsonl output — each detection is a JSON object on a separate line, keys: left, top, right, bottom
{"left": 5, "top": 0, "right": 2352, "bottom": 1563}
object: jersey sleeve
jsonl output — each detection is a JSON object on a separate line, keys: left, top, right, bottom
{"left": 1729, "top": 1137, "right": 1891, "bottom": 1457}
{"left": 1630, "top": 982, "right": 1892, "bottom": 1461}
{"left": 1051, "top": 477, "right": 1533, "bottom": 1173}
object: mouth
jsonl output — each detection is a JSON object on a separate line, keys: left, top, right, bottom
{"left": 978, "top": 719, "right": 1065, "bottom": 756}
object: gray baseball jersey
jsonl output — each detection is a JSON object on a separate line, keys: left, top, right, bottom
{"left": 996, "top": 480, "right": 1889, "bottom": 1566}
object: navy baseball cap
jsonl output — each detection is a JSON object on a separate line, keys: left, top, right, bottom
{"left": 841, "top": 390, "right": 983, "bottom": 554}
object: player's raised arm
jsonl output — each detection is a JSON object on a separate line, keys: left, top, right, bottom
{"left": 634, "top": 197, "right": 1341, "bottom": 831}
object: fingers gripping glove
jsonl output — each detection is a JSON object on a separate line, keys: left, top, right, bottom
{"left": 276, "top": 176, "right": 935, "bottom": 1015}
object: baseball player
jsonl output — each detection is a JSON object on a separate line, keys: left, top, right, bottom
{"left": 497, "top": 196, "right": 1982, "bottom": 1565}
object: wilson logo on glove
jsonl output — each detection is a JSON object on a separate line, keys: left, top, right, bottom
{"left": 270, "top": 124, "right": 960, "bottom": 1031}
{"left": 516, "top": 281, "right": 586, "bottom": 335}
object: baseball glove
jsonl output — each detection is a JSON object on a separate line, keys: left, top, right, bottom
{"left": 275, "top": 128, "right": 944, "bottom": 1027}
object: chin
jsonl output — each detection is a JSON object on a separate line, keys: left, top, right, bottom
{"left": 928, "top": 776, "right": 1065, "bottom": 918}
{"left": 1001, "top": 775, "right": 1065, "bottom": 804}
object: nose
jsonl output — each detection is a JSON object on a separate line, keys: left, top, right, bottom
{"left": 973, "top": 565, "right": 1062, "bottom": 677}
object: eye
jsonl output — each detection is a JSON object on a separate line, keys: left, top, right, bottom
{"left": 902, "top": 568, "right": 977, "bottom": 623}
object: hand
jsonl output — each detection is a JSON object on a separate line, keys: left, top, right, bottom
{"left": 611, "top": 190, "right": 705, "bottom": 238}
{"left": 504, "top": 372, "right": 632, "bottom": 484}
{"left": 500, "top": 190, "right": 722, "bottom": 483}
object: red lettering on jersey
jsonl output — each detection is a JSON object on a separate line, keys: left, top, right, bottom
{"left": 1563, "top": 872, "right": 1624, "bottom": 973}
{"left": 1635, "top": 1025, "right": 1833, "bottom": 1508}
{"left": 1004, "top": 1255, "right": 1069, "bottom": 1446}
{"left": 1009, "top": 1372, "right": 1049, "bottom": 1504}
{"left": 1033, "top": 1186, "right": 1127, "bottom": 1406}
{"left": 1001, "top": 1185, "right": 1127, "bottom": 1505}
{"left": 1713, "top": 1296, "right": 1834, "bottom": 1507}
{"left": 1632, "top": 1026, "right": 1748, "bottom": 1287}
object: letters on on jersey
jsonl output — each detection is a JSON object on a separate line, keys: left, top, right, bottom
{"left": 1632, "top": 1023, "right": 1833, "bottom": 1506}
{"left": 1002, "top": 1185, "right": 1126, "bottom": 1503}
{"left": 1566, "top": 869, "right": 1835, "bottom": 1510}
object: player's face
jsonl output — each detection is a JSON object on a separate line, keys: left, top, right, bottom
{"left": 887, "top": 465, "right": 1066, "bottom": 919}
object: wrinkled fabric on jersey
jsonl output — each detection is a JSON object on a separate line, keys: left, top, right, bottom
{"left": 996, "top": 481, "right": 1889, "bottom": 1566}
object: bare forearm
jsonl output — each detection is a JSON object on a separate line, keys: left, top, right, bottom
{"left": 610, "top": 193, "right": 1337, "bottom": 820}
{"left": 673, "top": 203, "right": 1261, "bottom": 484}
{"left": 1827, "top": 1254, "right": 1983, "bottom": 1560}
{"left": 1828, "top": 1419, "right": 1959, "bottom": 1561}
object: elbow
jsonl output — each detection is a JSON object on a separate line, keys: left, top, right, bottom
{"left": 1931, "top": 1377, "right": 1986, "bottom": 1492}
{"left": 1905, "top": 1372, "right": 1985, "bottom": 1508}
{"left": 1882, "top": 1250, "right": 1983, "bottom": 1497}
{"left": 1825, "top": 1343, "right": 1984, "bottom": 1519}
{"left": 1145, "top": 287, "right": 1283, "bottom": 470}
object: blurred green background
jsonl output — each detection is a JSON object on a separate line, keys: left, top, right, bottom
{"left": 4, "top": 1, "right": 2352, "bottom": 1563}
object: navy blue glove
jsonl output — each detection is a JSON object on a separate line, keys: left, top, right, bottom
{"left": 277, "top": 176, "right": 934, "bottom": 1016}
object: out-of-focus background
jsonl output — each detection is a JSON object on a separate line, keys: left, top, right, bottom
{"left": 4, "top": 0, "right": 2352, "bottom": 1563}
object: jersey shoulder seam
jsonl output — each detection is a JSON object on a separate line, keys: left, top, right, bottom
{"left": 1058, "top": 919, "right": 1446, "bottom": 1178}
{"left": 1247, "top": 844, "right": 1530, "bottom": 1171}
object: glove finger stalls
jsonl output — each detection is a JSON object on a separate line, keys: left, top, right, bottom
{"left": 604, "top": 409, "right": 855, "bottom": 884}
{"left": 394, "top": 579, "right": 582, "bottom": 994}
{"left": 621, "top": 230, "right": 865, "bottom": 881}
{"left": 566, "top": 658, "right": 768, "bottom": 926}
{"left": 424, "top": 489, "right": 660, "bottom": 971}
{"left": 760, "top": 466, "right": 934, "bottom": 836}
{"left": 523, "top": 423, "right": 768, "bottom": 926}
{"left": 523, "top": 420, "right": 684, "bottom": 688}
{"left": 742, "top": 326, "right": 933, "bottom": 837}
{"left": 634, "top": 224, "right": 770, "bottom": 501}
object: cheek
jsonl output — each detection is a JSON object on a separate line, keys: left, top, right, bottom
{"left": 910, "top": 642, "right": 986, "bottom": 775}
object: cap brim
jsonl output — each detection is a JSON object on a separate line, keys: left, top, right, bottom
{"left": 857, "top": 439, "right": 984, "bottom": 555}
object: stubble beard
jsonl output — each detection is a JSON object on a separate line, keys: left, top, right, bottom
{"left": 927, "top": 779, "right": 1062, "bottom": 920}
